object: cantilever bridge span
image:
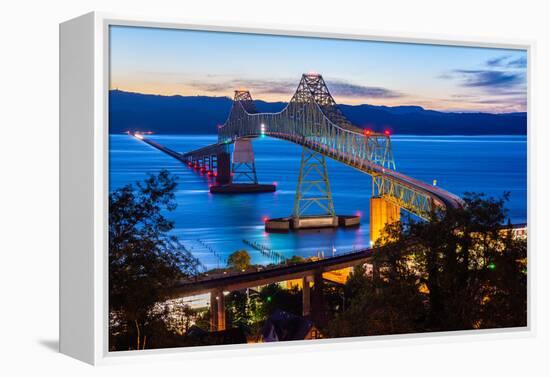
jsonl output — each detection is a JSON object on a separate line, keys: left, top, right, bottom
{"left": 131, "top": 73, "right": 467, "bottom": 331}
{"left": 181, "top": 73, "right": 464, "bottom": 224}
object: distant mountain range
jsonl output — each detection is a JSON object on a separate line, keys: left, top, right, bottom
{"left": 109, "top": 90, "right": 527, "bottom": 135}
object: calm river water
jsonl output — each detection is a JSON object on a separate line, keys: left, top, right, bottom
{"left": 109, "top": 134, "right": 527, "bottom": 269}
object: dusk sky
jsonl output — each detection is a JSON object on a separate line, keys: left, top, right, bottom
{"left": 110, "top": 26, "right": 527, "bottom": 113}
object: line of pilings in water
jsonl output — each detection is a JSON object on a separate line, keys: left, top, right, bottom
{"left": 243, "top": 239, "right": 286, "bottom": 264}
{"left": 196, "top": 239, "right": 226, "bottom": 268}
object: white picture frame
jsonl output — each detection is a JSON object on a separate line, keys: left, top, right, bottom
{"left": 60, "top": 11, "right": 534, "bottom": 365}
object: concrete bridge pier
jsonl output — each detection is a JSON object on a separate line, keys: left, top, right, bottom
{"left": 369, "top": 197, "right": 400, "bottom": 245}
{"left": 302, "top": 272, "right": 325, "bottom": 326}
{"left": 311, "top": 271, "right": 327, "bottom": 327}
{"left": 302, "top": 275, "right": 312, "bottom": 317}
{"left": 210, "top": 288, "right": 226, "bottom": 332}
{"left": 215, "top": 151, "right": 231, "bottom": 184}
{"left": 210, "top": 139, "right": 276, "bottom": 193}
{"left": 209, "top": 290, "right": 218, "bottom": 331}
{"left": 232, "top": 138, "right": 258, "bottom": 184}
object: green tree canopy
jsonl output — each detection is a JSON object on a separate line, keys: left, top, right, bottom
{"left": 227, "top": 249, "right": 251, "bottom": 271}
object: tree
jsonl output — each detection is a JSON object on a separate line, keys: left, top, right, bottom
{"left": 286, "top": 255, "right": 306, "bottom": 265}
{"left": 109, "top": 170, "right": 201, "bottom": 350}
{"left": 257, "top": 283, "right": 302, "bottom": 318}
{"left": 403, "top": 192, "right": 527, "bottom": 331}
{"left": 225, "top": 291, "right": 253, "bottom": 331}
{"left": 328, "top": 193, "right": 527, "bottom": 336}
{"left": 155, "top": 300, "right": 201, "bottom": 336}
{"left": 227, "top": 249, "right": 251, "bottom": 271}
{"left": 328, "top": 248, "right": 425, "bottom": 338}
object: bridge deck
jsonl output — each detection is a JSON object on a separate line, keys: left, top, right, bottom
{"left": 269, "top": 132, "right": 463, "bottom": 210}
{"left": 182, "top": 132, "right": 463, "bottom": 213}
{"left": 171, "top": 247, "right": 375, "bottom": 297}
{"left": 131, "top": 133, "right": 188, "bottom": 163}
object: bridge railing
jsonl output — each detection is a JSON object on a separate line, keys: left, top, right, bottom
{"left": 181, "top": 246, "right": 374, "bottom": 285}
{"left": 218, "top": 100, "right": 444, "bottom": 218}
{"left": 219, "top": 99, "right": 396, "bottom": 171}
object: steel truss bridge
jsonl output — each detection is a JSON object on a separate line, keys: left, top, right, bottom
{"left": 184, "top": 73, "right": 463, "bottom": 219}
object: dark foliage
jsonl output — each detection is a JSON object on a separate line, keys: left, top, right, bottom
{"left": 109, "top": 170, "right": 201, "bottom": 350}
{"left": 329, "top": 193, "right": 527, "bottom": 337}
{"left": 258, "top": 284, "right": 302, "bottom": 318}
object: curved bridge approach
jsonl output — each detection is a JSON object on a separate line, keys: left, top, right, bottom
{"left": 213, "top": 73, "right": 463, "bottom": 219}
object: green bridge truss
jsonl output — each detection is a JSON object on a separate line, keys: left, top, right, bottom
{"left": 214, "top": 73, "right": 464, "bottom": 219}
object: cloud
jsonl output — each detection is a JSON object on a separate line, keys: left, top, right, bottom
{"left": 187, "top": 79, "right": 296, "bottom": 96}
{"left": 485, "top": 55, "right": 527, "bottom": 68}
{"left": 452, "top": 69, "right": 524, "bottom": 88}
{"left": 507, "top": 56, "right": 527, "bottom": 68}
{"left": 326, "top": 80, "right": 403, "bottom": 99}
{"left": 439, "top": 57, "right": 527, "bottom": 112}
{"left": 486, "top": 56, "right": 509, "bottom": 67}
{"left": 472, "top": 97, "right": 526, "bottom": 106}
{"left": 187, "top": 77, "right": 402, "bottom": 99}
{"left": 450, "top": 93, "right": 476, "bottom": 99}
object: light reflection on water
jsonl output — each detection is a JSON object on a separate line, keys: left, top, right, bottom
{"left": 109, "top": 134, "right": 527, "bottom": 269}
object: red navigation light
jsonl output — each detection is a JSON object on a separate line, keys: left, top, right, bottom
{"left": 364, "top": 129, "right": 372, "bottom": 136}
{"left": 214, "top": 172, "right": 218, "bottom": 177}
{"left": 355, "top": 210, "right": 362, "bottom": 217}
{"left": 207, "top": 171, "right": 212, "bottom": 176}
{"left": 272, "top": 181, "right": 278, "bottom": 186}
{"left": 384, "top": 129, "right": 391, "bottom": 136}
{"left": 262, "top": 216, "right": 269, "bottom": 223}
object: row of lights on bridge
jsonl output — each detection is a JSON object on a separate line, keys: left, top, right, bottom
{"left": 363, "top": 129, "right": 392, "bottom": 136}
{"left": 186, "top": 161, "right": 218, "bottom": 178}
{"left": 217, "top": 125, "right": 391, "bottom": 137}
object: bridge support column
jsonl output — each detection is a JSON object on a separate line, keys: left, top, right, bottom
{"left": 216, "top": 152, "right": 231, "bottom": 184}
{"left": 302, "top": 276, "right": 312, "bottom": 317}
{"left": 291, "top": 145, "right": 337, "bottom": 229}
{"left": 217, "top": 289, "right": 226, "bottom": 331}
{"left": 370, "top": 197, "right": 400, "bottom": 245}
{"left": 210, "top": 290, "right": 218, "bottom": 331}
{"left": 311, "top": 270, "right": 327, "bottom": 327}
{"left": 232, "top": 139, "right": 258, "bottom": 184}
{"left": 209, "top": 289, "right": 226, "bottom": 331}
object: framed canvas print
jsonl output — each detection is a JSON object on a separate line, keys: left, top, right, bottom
{"left": 60, "top": 12, "right": 532, "bottom": 365}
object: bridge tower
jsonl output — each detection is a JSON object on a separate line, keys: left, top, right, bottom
{"left": 292, "top": 145, "right": 337, "bottom": 228}
{"left": 290, "top": 73, "right": 340, "bottom": 229}
{"left": 210, "top": 89, "right": 276, "bottom": 193}
{"left": 231, "top": 90, "right": 259, "bottom": 185}
{"left": 232, "top": 138, "right": 258, "bottom": 184}
{"left": 233, "top": 89, "right": 257, "bottom": 113}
